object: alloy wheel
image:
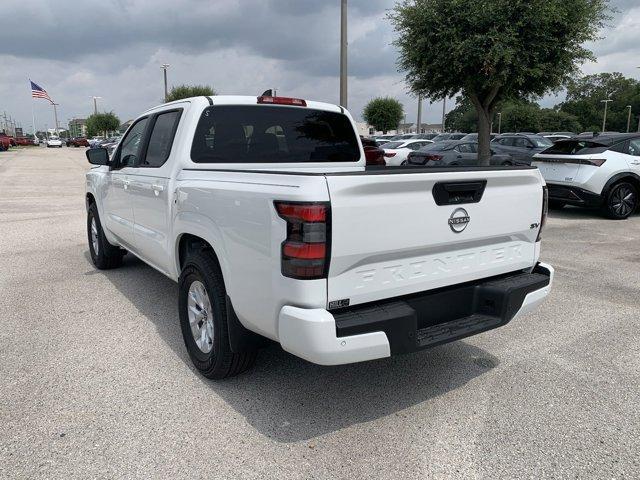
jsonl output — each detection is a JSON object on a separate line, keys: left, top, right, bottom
{"left": 187, "top": 280, "right": 214, "bottom": 354}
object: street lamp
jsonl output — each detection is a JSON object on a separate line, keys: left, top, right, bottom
{"left": 601, "top": 98, "right": 613, "bottom": 132}
{"left": 339, "top": 0, "right": 347, "bottom": 108}
{"left": 92, "top": 96, "right": 102, "bottom": 115}
{"left": 161, "top": 64, "right": 170, "bottom": 102}
{"left": 626, "top": 105, "right": 632, "bottom": 133}
{"left": 497, "top": 112, "right": 502, "bottom": 134}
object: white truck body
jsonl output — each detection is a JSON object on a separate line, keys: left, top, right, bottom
{"left": 86, "top": 95, "right": 553, "bottom": 375}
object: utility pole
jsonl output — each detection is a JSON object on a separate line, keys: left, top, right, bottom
{"left": 416, "top": 95, "right": 422, "bottom": 134}
{"left": 497, "top": 112, "right": 502, "bottom": 134}
{"left": 626, "top": 105, "right": 632, "bottom": 133}
{"left": 441, "top": 98, "right": 446, "bottom": 132}
{"left": 92, "top": 96, "right": 101, "bottom": 115}
{"left": 339, "top": 0, "right": 348, "bottom": 108}
{"left": 601, "top": 98, "right": 612, "bottom": 132}
{"left": 161, "top": 64, "right": 170, "bottom": 102}
{"left": 52, "top": 103, "right": 60, "bottom": 135}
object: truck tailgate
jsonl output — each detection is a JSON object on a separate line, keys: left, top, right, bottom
{"left": 326, "top": 168, "right": 544, "bottom": 307}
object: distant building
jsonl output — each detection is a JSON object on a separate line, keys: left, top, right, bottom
{"left": 69, "top": 118, "right": 87, "bottom": 138}
{"left": 356, "top": 122, "right": 444, "bottom": 136}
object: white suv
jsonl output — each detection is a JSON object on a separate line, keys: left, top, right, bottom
{"left": 532, "top": 133, "right": 640, "bottom": 219}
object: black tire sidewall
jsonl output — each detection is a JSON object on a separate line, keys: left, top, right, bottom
{"left": 606, "top": 182, "right": 638, "bottom": 219}
{"left": 178, "top": 257, "right": 228, "bottom": 371}
{"left": 87, "top": 205, "right": 103, "bottom": 265}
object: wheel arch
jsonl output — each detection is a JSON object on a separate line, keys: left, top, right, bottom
{"left": 602, "top": 172, "right": 640, "bottom": 198}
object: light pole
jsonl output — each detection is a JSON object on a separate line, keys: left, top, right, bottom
{"left": 161, "top": 64, "right": 170, "bottom": 102}
{"left": 92, "top": 96, "right": 101, "bottom": 115}
{"left": 601, "top": 98, "right": 612, "bottom": 132}
{"left": 416, "top": 94, "right": 422, "bottom": 134}
{"left": 626, "top": 105, "right": 632, "bottom": 133}
{"left": 339, "top": 0, "right": 348, "bottom": 108}
{"left": 441, "top": 98, "right": 446, "bottom": 132}
{"left": 497, "top": 112, "right": 502, "bottom": 134}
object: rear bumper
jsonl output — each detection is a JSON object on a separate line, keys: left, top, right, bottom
{"left": 547, "top": 183, "right": 602, "bottom": 207}
{"left": 278, "top": 262, "right": 554, "bottom": 365}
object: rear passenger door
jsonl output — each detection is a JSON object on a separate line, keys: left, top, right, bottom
{"left": 127, "top": 108, "right": 183, "bottom": 273}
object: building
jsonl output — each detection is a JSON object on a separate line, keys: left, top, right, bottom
{"left": 356, "top": 122, "right": 445, "bottom": 136}
{"left": 68, "top": 118, "right": 87, "bottom": 138}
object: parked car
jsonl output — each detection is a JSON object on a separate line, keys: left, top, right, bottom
{"left": 0, "top": 133, "right": 14, "bottom": 150}
{"left": 84, "top": 94, "right": 552, "bottom": 378}
{"left": 460, "top": 133, "right": 499, "bottom": 142}
{"left": 33, "top": 138, "right": 40, "bottom": 146}
{"left": 431, "top": 133, "right": 467, "bottom": 142}
{"left": 544, "top": 135, "right": 572, "bottom": 143}
{"left": 15, "top": 137, "right": 32, "bottom": 146}
{"left": 67, "top": 137, "right": 90, "bottom": 147}
{"left": 491, "top": 134, "right": 554, "bottom": 165}
{"left": 413, "top": 133, "right": 439, "bottom": 140}
{"left": 360, "top": 136, "right": 385, "bottom": 166}
{"left": 89, "top": 136, "right": 105, "bottom": 148}
{"left": 382, "top": 139, "right": 435, "bottom": 166}
{"left": 46, "top": 136, "right": 63, "bottom": 148}
{"left": 532, "top": 133, "right": 640, "bottom": 219}
{"left": 406, "top": 140, "right": 513, "bottom": 167}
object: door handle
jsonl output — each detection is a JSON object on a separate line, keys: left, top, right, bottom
{"left": 123, "top": 180, "right": 130, "bottom": 190}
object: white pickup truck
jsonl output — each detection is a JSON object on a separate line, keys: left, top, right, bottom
{"left": 85, "top": 95, "right": 553, "bottom": 379}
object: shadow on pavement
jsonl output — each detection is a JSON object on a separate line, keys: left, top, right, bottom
{"left": 548, "top": 205, "right": 639, "bottom": 221}
{"left": 89, "top": 251, "right": 500, "bottom": 443}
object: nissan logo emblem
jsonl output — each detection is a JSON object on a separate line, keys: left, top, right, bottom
{"left": 448, "top": 208, "right": 470, "bottom": 233}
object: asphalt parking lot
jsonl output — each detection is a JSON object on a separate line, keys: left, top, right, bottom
{"left": 1, "top": 147, "right": 639, "bottom": 479}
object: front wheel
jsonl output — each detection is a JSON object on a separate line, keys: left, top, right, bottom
{"left": 603, "top": 182, "right": 638, "bottom": 220}
{"left": 87, "top": 203, "right": 124, "bottom": 269}
{"left": 179, "top": 251, "right": 256, "bottom": 379}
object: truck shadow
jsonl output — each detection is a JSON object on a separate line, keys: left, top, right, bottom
{"left": 88, "top": 251, "right": 500, "bottom": 443}
{"left": 549, "top": 206, "right": 639, "bottom": 220}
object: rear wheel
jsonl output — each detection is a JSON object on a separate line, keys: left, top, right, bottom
{"left": 87, "top": 203, "right": 124, "bottom": 269}
{"left": 179, "top": 251, "right": 257, "bottom": 379}
{"left": 603, "top": 182, "right": 638, "bottom": 220}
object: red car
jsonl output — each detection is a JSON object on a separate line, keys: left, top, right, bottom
{"left": 67, "top": 137, "right": 90, "bottom": 147}
{"left": 15, "top": 137, "right": 32, "bottom": 146}
{"left": 0, "top": 133, "right": 13, "bottom": 151}
{"left": 360, "top": 136, "right": 386, "bottom": 166}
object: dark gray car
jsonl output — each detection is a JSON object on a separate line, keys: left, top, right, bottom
{"left": 405, "top": 140, "right": 513, "bottom": 167}
{"left": 491, "top": 134, "right": 554, "bottom": 165}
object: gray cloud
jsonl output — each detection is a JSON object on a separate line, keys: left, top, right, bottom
{"left": 0, "top": 0, "right": 638, "bottom": 133}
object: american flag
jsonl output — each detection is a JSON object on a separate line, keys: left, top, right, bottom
{"left": 30, "top": 80, "right": 53, "bottom": 103}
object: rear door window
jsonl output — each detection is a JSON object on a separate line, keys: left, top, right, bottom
{"left": 191, "top": 105, "right": 360, "bottom": 163}
{"left": 142, "top": 110, "right": 182, "bottom": 167}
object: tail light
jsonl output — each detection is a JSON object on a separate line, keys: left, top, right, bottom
{"left": 275, "top": 201, "right": 330, "bottom": 279}
{"left": 582, "top": 159, "right": 606, "bottom": 167}
{"left": 258, "top": 96, "right": 307, "bottom": 107}
{"left": 425, "top": 154, "right": 443, "bottom": 162}
{"left": 537, "top": 186, "right": 548, "bottom": 242}
{"left": 384, "top": 152, "right": 396, "bottom": 158}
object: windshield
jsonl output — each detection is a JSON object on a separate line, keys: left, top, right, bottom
{"left": 191, "top": 105, "right": 360, "bottom": 163}
{"left": 531, "top": 136, "right": 554, "bottom": 148}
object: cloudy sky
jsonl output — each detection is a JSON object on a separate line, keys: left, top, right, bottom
{"left": 0, "top": 0, "right": 638, "bottom": 133}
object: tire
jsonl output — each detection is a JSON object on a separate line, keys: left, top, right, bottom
{"left": 87, "top": 203, "right": 124, "bottom": 269}
{"left": 548, "top": 200, "right": 566, "bottom": 210}
{"left": 179, "top": 251, "right": 257, "bottom": 379}
{"left": 501, "top": 161, "right": 513, "bottom": 166}
{"left": 603, "top": 181, "right": 638, "bottom": 220}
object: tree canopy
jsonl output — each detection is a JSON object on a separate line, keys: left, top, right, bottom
{"left": 363, "top": 97, "right": 404, "bottom": 133}
{"left": 390, "top": 0, "right": 610, "bottom": 164}
{"left": 86, "top": 112, "right": 120, "bottom": 137}
{"left": 166, "top": 84, "right": 216, "bottom": 102}
{"left": 559, "top": 73, "right": 640, "bottom": 132}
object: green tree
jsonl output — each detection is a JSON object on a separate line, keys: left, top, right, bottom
{"left": 445, "top": 96, "right": 478, "bottom": 132}
{"left": 559, "top": 73, "right": 640, "bottom": 132}
{"left": 363, "top": 97, "right": 404, "bottom": 133}
{"left": 86, "top": 112, "right": 121, "bottom": 137}
{"left": 166, "top": 84, "right": 216, "bottom": 102}
{"left": 390, "top": 0, "right": 609, "bottom": 165}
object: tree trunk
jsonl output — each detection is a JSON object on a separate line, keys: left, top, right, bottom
{"left": 469, "top": 93, "right": 496, "bottom": 167}
{"left": 476, "top": 107, "right": 492, "bottom": 166}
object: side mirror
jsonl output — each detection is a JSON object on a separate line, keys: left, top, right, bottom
{"left": 86, "top": 147, "right": 110, "bottom": 165}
